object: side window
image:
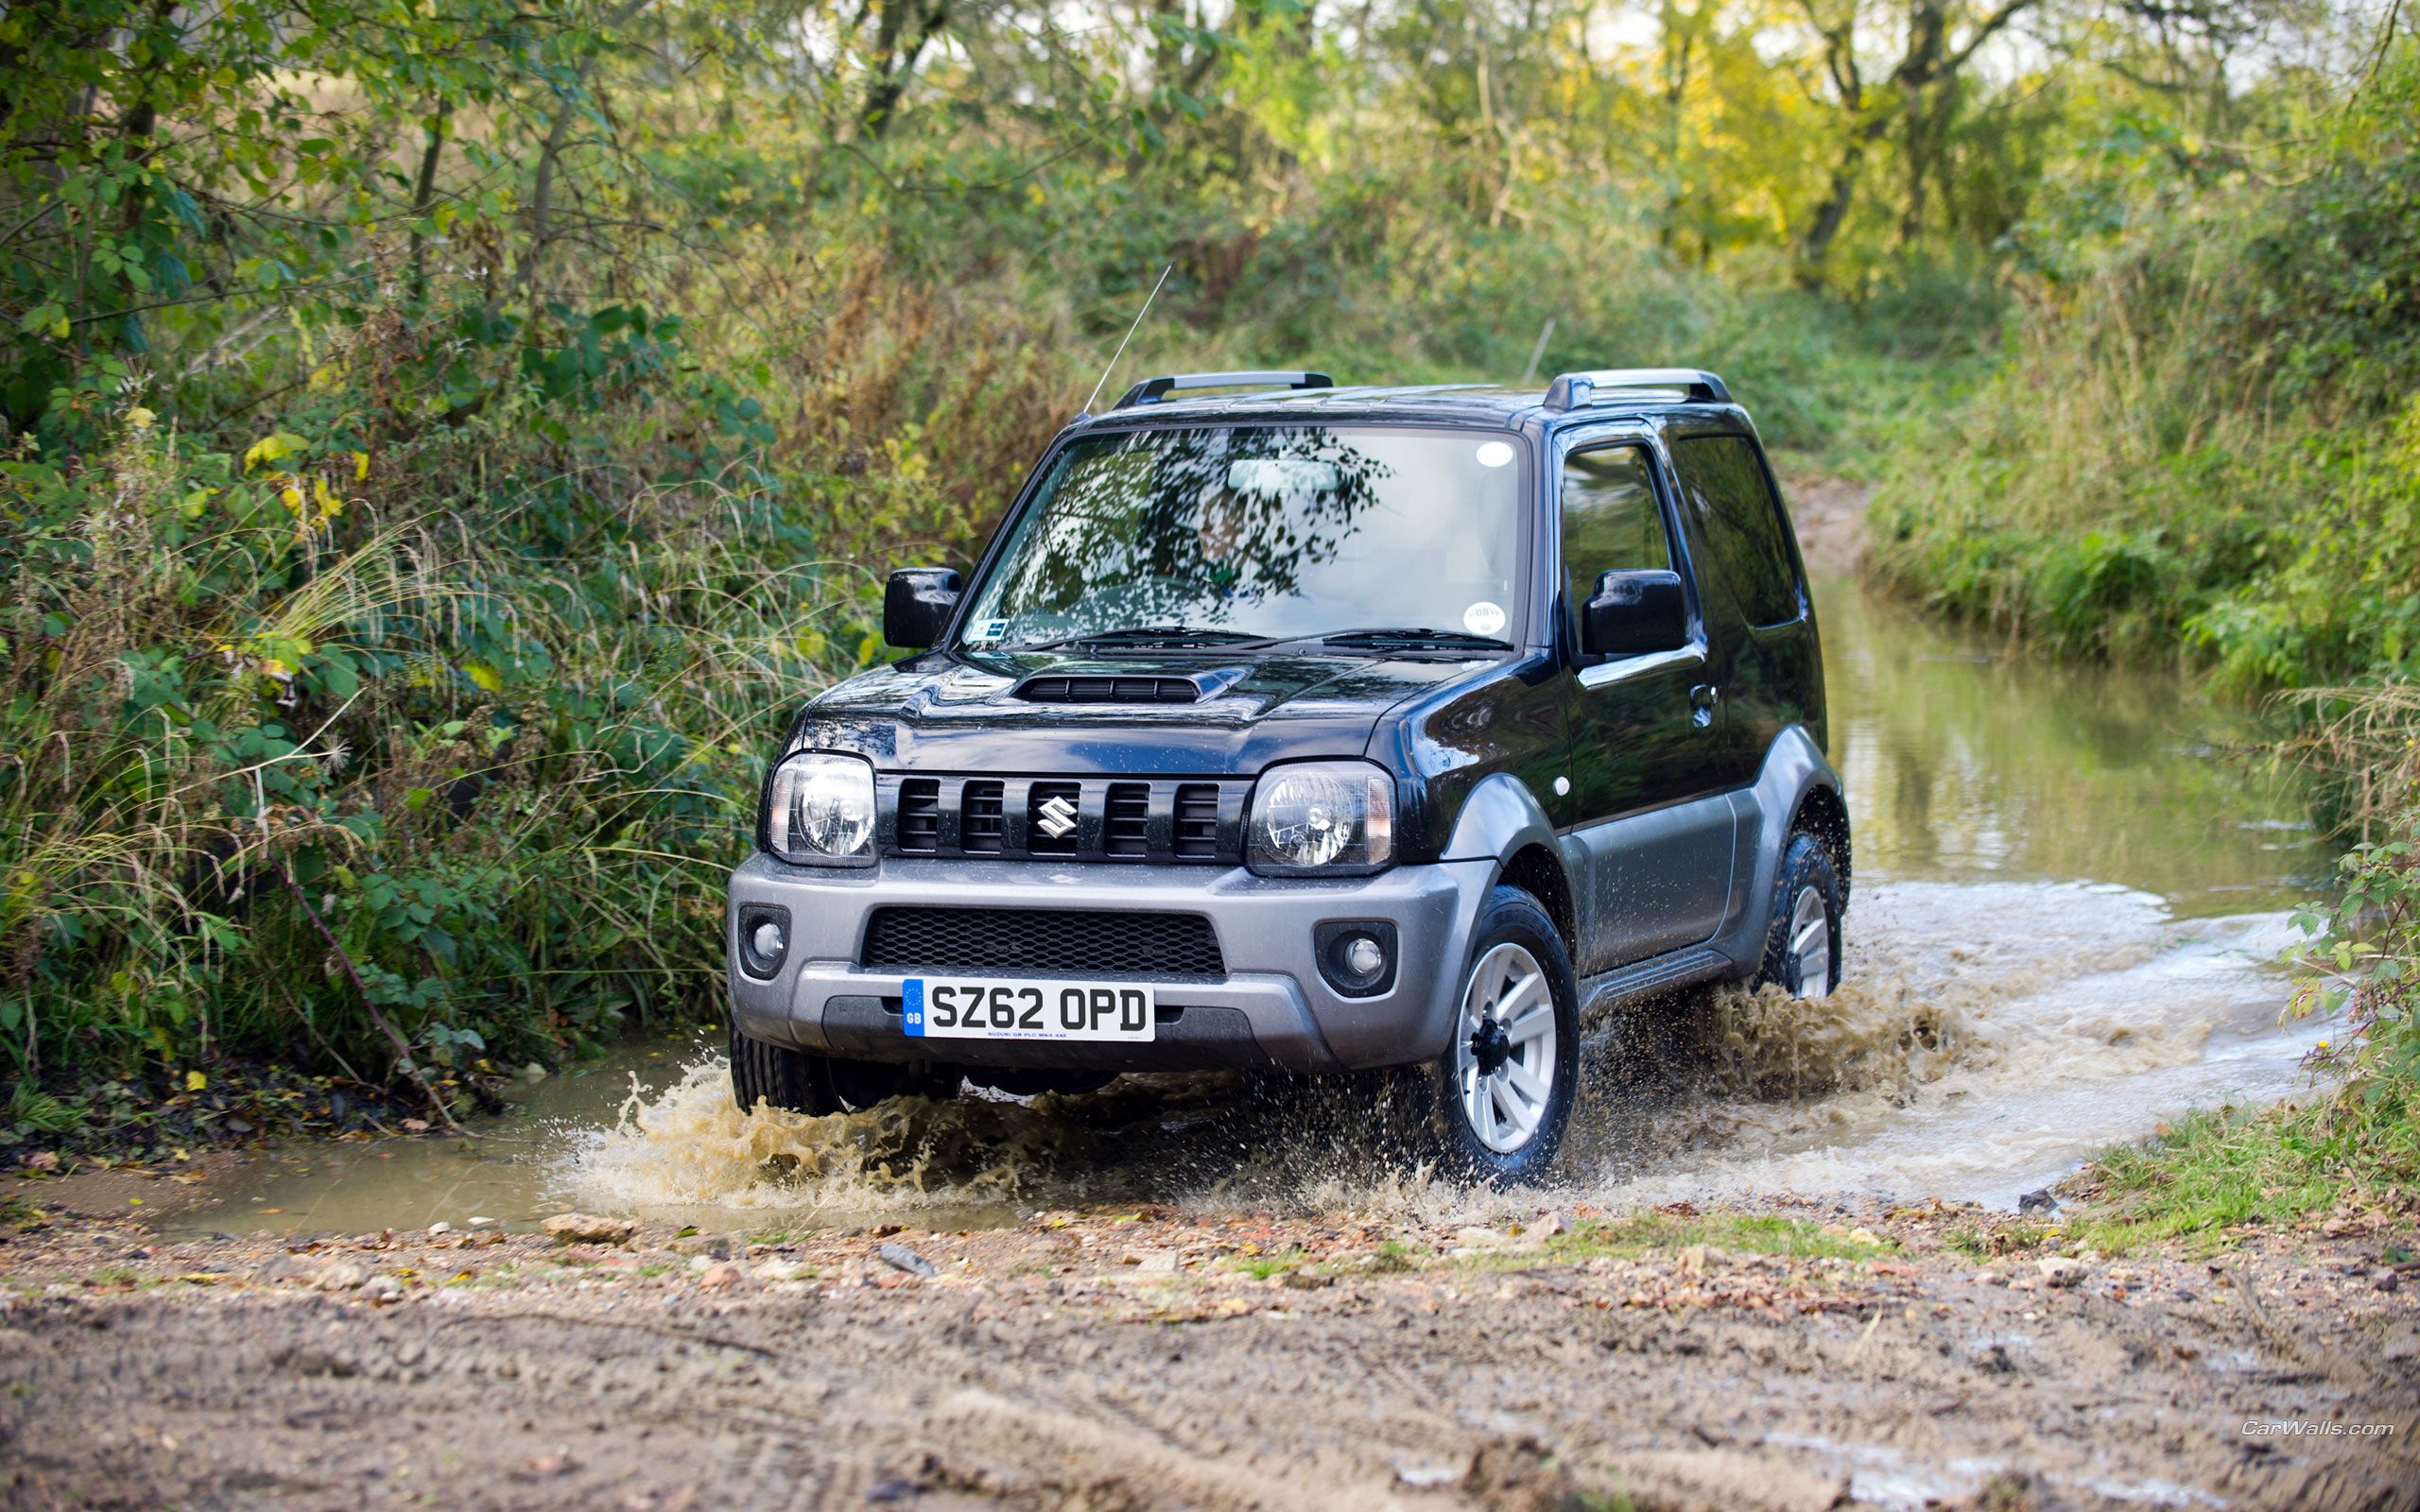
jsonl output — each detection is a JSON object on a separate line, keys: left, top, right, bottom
{"left": 1560, "top": 445, "right": 1670, "bottom": 639}
{"left": 1668, "top": 436, "right": 1801, "bottom": 628}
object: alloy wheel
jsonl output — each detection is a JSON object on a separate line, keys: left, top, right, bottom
{"left": 1787, "top": 884, "right": 1834, "bottom": 1000}
{"left": 1453, "top": 941, "right": 1559, "bottom": 1153}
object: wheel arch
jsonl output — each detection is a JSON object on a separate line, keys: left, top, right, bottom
{"left": 1440, "top": 771, "right": 1581, "bottom": 957}
{"left": 1498, "top": 844, "right": 1577, "bottom": 955}
{"left": 1709, "top": 725, "right": 1848, "bottom": 975}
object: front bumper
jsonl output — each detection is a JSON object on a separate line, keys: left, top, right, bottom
{"left": 725, "top": 852, "right": 1495, "bottom": 1074}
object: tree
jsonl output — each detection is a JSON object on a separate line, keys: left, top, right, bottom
{"left": 1789, "top": 0, "right": 2044, "bottom": 278}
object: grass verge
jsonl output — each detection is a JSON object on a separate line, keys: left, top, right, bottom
{"left": 2067, "top": 1101, "right": 2420, "bottom": 1254}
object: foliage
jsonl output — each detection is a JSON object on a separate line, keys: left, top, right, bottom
{"left": 2284, "top": 681, "right": 2420, "bottom": 1100}
{"left": 1864, "top": 49, "right": 2420, "bottom": 687}
{"left": 0, "top": 376, "right": 871, "bottom": 1142}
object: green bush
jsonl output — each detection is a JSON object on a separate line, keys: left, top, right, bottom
{"left": 1865, "top": 52, "right": 2420, "bottom": 689}
{"left": 0, "top": 318, "right": 869, "bottom": 1140}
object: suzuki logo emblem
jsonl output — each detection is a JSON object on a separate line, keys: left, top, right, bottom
{"left": 1035, "top": 794, "right": 1079, "bottom": 839}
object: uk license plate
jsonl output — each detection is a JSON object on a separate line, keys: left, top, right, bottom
{"left": 903, "top": 978, "right": 1156, "bottom": 1042}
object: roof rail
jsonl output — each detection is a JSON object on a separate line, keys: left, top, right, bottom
{"left": 1113, "top": 370, "right": 1334, "bottom": 409}
{"left": 1541, "top": 368, "right": 1730, "bottom": 411}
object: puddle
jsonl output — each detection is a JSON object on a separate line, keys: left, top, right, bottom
{"left": 157, "top": 577, "right": 2342, "bottom": 1238}
{"left": 1583, "top": 884, "right": 2322, "bottom": 1210}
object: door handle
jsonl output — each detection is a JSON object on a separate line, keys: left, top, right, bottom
{"left": 1688, "top": 683, "right": 1720, "bottom": 728}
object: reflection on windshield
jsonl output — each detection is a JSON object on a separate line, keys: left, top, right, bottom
{"left": 959, "top": 425, "right": 1526, "bottom": 649}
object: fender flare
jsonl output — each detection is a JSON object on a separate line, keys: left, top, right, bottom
{"left": 1441, "top": 771, "right": 1561, "bottom": 867}
{"left": 1712, "top": 725, "right": 1848, "bottom": 971}
{"left": 1438, "top": 772, "right": 1586, "bottom": 944}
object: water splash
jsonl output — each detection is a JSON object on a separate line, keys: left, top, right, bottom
{"left": 557, "top": 1062, "right": 1109, "bottom": 1226}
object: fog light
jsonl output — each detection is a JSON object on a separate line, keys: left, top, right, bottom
{"left": 736, "top": 904, "right": 791, "bottom": 978}
{"left": 1313, "top": 919, "right": 1399, "bottom": 998}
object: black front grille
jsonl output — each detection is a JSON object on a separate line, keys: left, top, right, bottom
{"left": 1173, "top": 783, "right": 1219, "bottom": 859}
{"left": 861, "top": 908, "right": 1226, "bottom": 978}
{"left": 873, "top": 775, "right": 1244, "bottom": 863}
{"left": 1104, "top": 782, "right": 1150, "bottom": 856}
{"left": 896, "top": 779, "right": 941, "bottom": 853}
{"left": 962, "top": 781, "right": 1005, "bottom": 852}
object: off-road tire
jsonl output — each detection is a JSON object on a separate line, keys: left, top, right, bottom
{"left": 1756, "top": 832, "right": 1844, "bottom": 998}
{"left": 1399, "top": 885, "right": 1581, "bottom": 1187}
{"left": 728, "top": 1020, "right": 839, "bottom": 1116}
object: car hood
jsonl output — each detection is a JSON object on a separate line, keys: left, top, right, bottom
{"left": 791, "top": 647, "right": 1497, "bottom": 775}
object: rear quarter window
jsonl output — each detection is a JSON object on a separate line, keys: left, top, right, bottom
{"left": 1668, "top": 436, "right": 1802, "bottom": 628}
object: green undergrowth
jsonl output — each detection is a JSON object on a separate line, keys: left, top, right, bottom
{"left": 1938, "top": 1220, "right": 2060, "bottom": 1261}
{"left": 1865, "top": 54, "right": 2420, "bottom": 699}
{"left": 2070, "top": 1100, "right": 2420, "bottom": 1253}
{"left": 0, "top": 393, "right": 865, "bottom": 1156}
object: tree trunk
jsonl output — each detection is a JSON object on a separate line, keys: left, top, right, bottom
{"left": 407, "top": 98, "right": 451, "bottom": 301}
{"left": 860, "top": 0, "right": 951, "bottom": 140}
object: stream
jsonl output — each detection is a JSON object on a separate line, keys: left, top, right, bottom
{"left": 160, "top": 576, "right": 2340, "bottom": 1239}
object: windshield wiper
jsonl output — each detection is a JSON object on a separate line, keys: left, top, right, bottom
{"left": 1004, "top": 625, "right": 1280, "bottom": 652}
{"left": 1313, "top": 627, "right": 1513, "bottom": 650}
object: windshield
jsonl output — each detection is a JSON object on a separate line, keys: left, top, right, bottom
{"left": 958, "top": 425, "right": 1527, "bottom": 650}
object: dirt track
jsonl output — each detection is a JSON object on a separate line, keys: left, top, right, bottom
{"left": 6, "top": 1200, "right": 2418, "bottom": 1512}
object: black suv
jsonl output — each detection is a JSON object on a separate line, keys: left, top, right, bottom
{"left": 727, "top": 368, "right": 1849, "bottom": 1183}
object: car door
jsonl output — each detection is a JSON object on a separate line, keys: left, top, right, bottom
{"left": 1555, "top": 436, "right": 1737, "bottom": 974}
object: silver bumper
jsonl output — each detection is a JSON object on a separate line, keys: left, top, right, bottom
{"left": 725, "top": 852, "right": 1496, "bottom": 1074}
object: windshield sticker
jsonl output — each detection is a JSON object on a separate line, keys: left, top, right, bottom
{"left": 967, "top": 618, "right": 1011, "bottom": 644}
{"left": 1474, "top": 440, "right": 1515, "bottom": 469}
{"left": 1462, "top": 601, "right": 1507, "bottom": 637}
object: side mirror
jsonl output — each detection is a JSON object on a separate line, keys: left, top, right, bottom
{"left": 883, "top": 567, "right": 961, "bottom": 650}
{"left": 1582, "top": 569, "right": 1690, "bottom": 657}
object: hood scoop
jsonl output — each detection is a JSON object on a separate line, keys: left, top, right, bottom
{"left": 1013, "top": 666, "right": 1248, "bottom": 705}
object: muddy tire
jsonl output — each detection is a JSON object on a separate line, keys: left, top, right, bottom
{"left": 728, "top": 1020, "right": 839, "bottom": 1116}
{"left": 1399, "top": 885, "right": 1580, "bottom": 1187}
{"left": 1756, "top": 833, "right": 1843, "bottom": 999}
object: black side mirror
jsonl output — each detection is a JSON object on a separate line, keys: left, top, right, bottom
{"left": 1582, "top": 569, "right": 1690, "bottom": 657}
{"left": 883, "top": 567, "right": 961, "bottom": 650}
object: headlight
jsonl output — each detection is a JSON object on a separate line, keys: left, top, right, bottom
{"left": 764, "top": 751, "right": 875, "bottom": 865}
{"left": 1247, "top": 761, "right": 1394, "bottom": 875}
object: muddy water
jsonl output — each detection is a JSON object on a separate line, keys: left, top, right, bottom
{"left": 164, "top": 579, "right": 2338, "bottom": 1239}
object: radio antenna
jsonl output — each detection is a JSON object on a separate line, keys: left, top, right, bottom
{"left": 1082, "top": 262, "right": 1173, "bottom": 416}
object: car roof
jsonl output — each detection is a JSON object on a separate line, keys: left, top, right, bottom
{"left": 1060, "top": 381, "right": 1751, "bottom": 437}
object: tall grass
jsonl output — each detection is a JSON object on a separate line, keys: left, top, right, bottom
{"left": 1863, "top": 56, "right": 2419, "bottom": 693}
{"left": 0, "top": 350, "right": 870, "bottom": 1143}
